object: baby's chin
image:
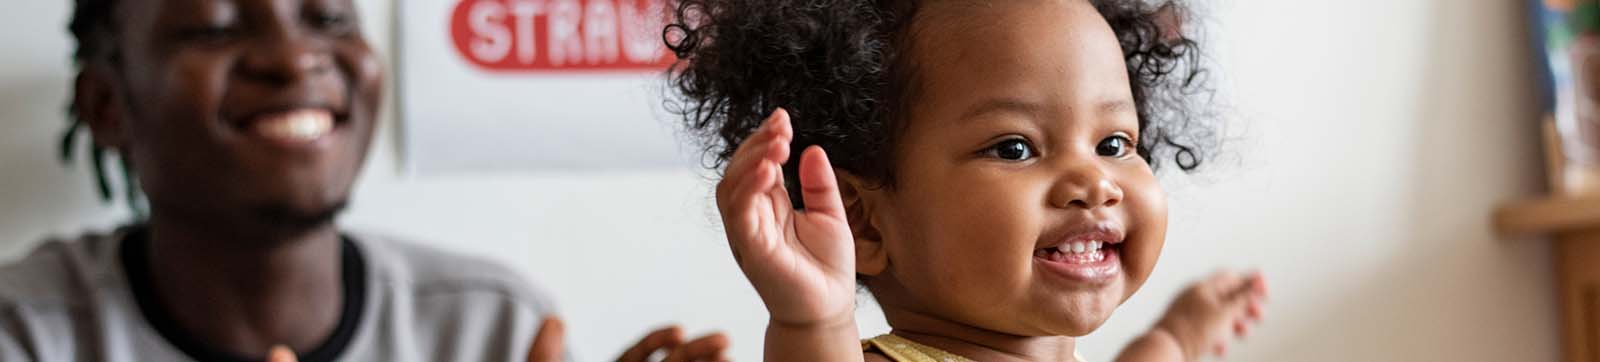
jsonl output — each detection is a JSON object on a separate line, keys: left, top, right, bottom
{"left": 1024, "top": 278, "right": 1127, "bottom": 336}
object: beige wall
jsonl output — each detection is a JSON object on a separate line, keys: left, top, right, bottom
{"left": 0, "top": 0, "right": 1557, "bottom": 360}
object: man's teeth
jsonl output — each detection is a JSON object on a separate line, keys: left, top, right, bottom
{"left": 254, "top": 110, "right": 333, "bottom": 142}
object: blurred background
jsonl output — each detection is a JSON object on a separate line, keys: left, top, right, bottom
{"left": 0, "top": 0, "right": 1560, "bottom": 361}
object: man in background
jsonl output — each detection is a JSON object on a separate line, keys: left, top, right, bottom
{"left": 0, "top": 0, "right": 727, "bottom": 361}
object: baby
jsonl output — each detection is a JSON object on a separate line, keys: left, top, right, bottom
{"left": 667, "top": 0, "right": 1266, "bottom": 360}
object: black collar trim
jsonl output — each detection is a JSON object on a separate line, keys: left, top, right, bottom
{"left": 119, "top": 227, "right": 367, "bottom": 362}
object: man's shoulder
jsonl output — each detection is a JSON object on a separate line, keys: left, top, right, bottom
{"left": 0, "top": 230, "right": 124, "bottom": 308}
{"left": 343, "top": 233, "right": 567, "bottom": 361}
{"left": 350, "top": 231, "right": 555, "bottom": 311}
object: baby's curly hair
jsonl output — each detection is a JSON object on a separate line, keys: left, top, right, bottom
{"left": 667, "top": 0, "right": 1213, "bottom": 204}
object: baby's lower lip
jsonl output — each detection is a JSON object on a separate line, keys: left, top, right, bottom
{"left": 1034, "top": 246, "right": 1121, "bottom": 284}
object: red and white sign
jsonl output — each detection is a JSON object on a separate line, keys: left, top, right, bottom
{"left": 449, "top": 0, "right": 675, "bottom": 71}
{"left": 400, "top": 0, "right": 689, "bottom": 173}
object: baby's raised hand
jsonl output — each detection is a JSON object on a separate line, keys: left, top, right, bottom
{"left": 1121, "top": 270, "right": 1267, "bottom": 361}
{"left": 714, "top": 108, "right": 858, "bottom": 330}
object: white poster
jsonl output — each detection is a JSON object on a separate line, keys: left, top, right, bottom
{"left": 398, "top": 0, "right": 691, "bottom": 174}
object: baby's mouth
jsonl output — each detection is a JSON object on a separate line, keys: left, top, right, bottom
{"left": 1034, "top": 240, "right": 1119, "bottom": 264}
{"left": 1032, "top": 224, "right": 1125, "bottom": 283}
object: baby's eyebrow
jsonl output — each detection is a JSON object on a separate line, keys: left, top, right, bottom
{"left": 959, "top": 97, "right": 1136, "bottom": 123}
{"left": 1099, "top": 99, "right": 1136, "bottom": 115}
{"left": 959, "top": 97, "right": 1042, "bottom": 123}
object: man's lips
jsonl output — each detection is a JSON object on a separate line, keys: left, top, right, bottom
{"left": 250, "top": 108, "right": 336, "bottom": 143}
{"left": 224, "top": 105, "right": 354, "bottom": 148}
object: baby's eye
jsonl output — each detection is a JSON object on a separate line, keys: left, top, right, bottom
{"left": 985, "top": 139, "right": 1036, "bottom": 161}
{"left": 1096, "top": 135, "right": 1134, "bottom": 158}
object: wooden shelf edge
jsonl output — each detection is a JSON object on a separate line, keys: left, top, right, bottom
{"left": 1494, "top": 196, "right": 1600, "bottom": 238}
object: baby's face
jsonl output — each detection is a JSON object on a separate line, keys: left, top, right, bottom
{"left": 865, "top": 0, "right": 1166, "bottom": 337}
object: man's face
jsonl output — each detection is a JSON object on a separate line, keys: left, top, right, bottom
{"left": 96, "top": 0, "right": 383, "bottom": 229}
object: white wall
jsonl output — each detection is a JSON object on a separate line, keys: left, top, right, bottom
{"left": 0, "top": 0, "right": 1558, "bottom": 361}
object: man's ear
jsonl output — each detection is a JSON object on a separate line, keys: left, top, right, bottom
{"left": 837, "top": 171, "right": 889, "bottom": 277}
{"left": 74, "top": 64, "right": 128, "bottom": 150}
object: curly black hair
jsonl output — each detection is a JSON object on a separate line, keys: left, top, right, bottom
{"left": 666, "top": 0, "right": 1213, "bottom": 206}
{"left": 62, "top": 0, "right": 144, "bottom": 215}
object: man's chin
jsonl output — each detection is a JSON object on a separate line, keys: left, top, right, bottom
{"left": 252, "top": 199, "right": 349, "bottom": 230}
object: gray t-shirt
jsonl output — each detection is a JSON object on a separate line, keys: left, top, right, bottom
{"left": 0, "top": 227, "right": 570, "bottom": 362}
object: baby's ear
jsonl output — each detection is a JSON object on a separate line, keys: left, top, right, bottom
{"left": 1152, "top": 2, "right": 1188, "bottom": 45}
{"left": 836, "top": 172, "right": 888, "bottom": 277}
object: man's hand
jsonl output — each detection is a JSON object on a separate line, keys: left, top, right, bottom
{"left": 268, "top": 316, "right": 730, "bottom": 362}
{"left": 268, "top": 345, "right": 296, "bottom": 362}
{"left": 526, "top": 317, "right": 567, "bottom": 362}
{"left": 263, "top": 319, "right": 571, "bottom": 362}
{"left": 615, "top": 325, "right": 731, "bottom": 362}
{"left": 529, "top": 316, "right": 731, "bottom": 362}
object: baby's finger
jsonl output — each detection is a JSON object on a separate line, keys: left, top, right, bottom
{"left": 717, "top": 110, "right": 789, "bottom": 201}
{"left": 725, "top": 158, "right": 783, "bottom": 255}
{"left": 718, "top": 118, "right": 790, "bottom": 224}
{"left": 1205, "top": 269, "right": 1243, "bottom": 295}
{"left": 1221, "top": 270, "right": 1267, "bottom": 303}
{"left": 1246, "top": 298, "right": 1264, "bottom": 320}
{"left": 1249, "top": 272, "right": 1269, "bottom": 299}
{"left": 662, "top": 332, "right": 731, "bottom": 362}
{"left": 797, "top": 146, "right": 846, "bottom": 221}
{"left": 615, "top": 326, "right": 684, "bottom": 362}
{"left": 768, "top": 173, "right": 795, "bottom": 229}
{"left": 765, "top": 109, "right": 794, "bottom": 165}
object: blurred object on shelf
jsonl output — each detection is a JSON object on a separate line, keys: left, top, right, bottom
{"left": 1535, "top": 0, "right": 1600, "bottom": 194}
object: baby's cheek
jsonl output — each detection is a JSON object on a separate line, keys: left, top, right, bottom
{"left": 920, "top": 201, "right": 1037, "bottom": 299}
{"left": 1120, "top": 175, "right": 1168, "bottom": 300}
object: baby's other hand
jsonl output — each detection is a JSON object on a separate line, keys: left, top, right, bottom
{"left": 1151, "top": 270, "right": 1267, "bottom": 360}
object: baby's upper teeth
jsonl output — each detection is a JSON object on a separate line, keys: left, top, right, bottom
{"left": 1049, "top": 240, "right": 1111, "bottom": 255}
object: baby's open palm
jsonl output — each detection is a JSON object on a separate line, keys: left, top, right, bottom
{"left": 714, "top": 109, "right": 858, "bottom": 327}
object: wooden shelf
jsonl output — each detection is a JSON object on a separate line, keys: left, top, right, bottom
{"left": 1495, "top": 196, "right": 1600, "bottom": 237}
